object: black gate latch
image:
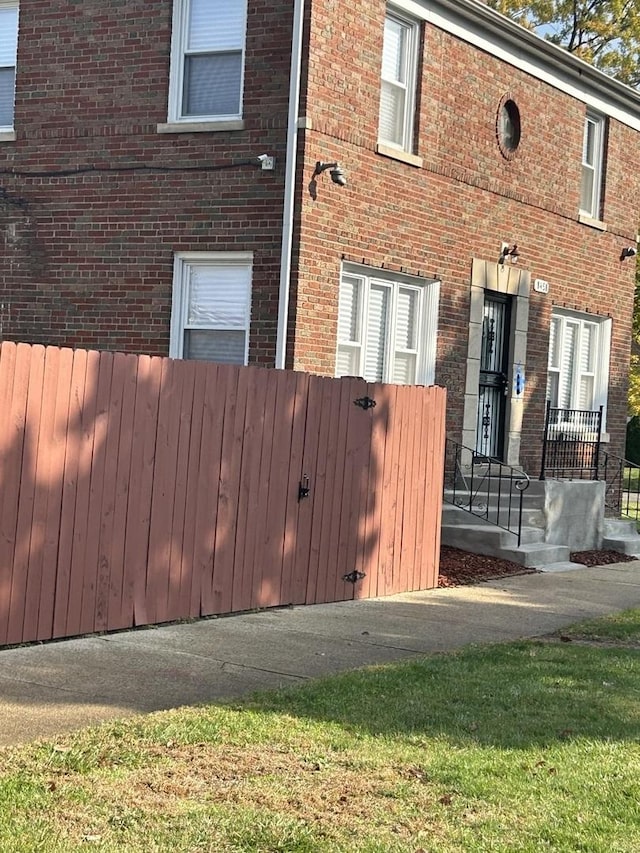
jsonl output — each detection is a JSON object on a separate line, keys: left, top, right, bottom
{"left": 354, "top": 396, "right": 376, "bottom": 410}
{"left": 298, "top": 475, "right": 310, "bottom": 501}
{"left": 342, "top": 570, "right": 366, "bottom": 584}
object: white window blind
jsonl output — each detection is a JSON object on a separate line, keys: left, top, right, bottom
{"left": 378, "top": 9, "right": 418, "bottom": 151}
{"left": 336, "top": 265, "right": 439, "bottom": 386}
{"left": 170, "top": 253, "right": 252, "bottom": 365}
{"left": 546, "top": 309, "right": 610, "bottom": 424}
{"left": 169, "top": 0, "right": 247, "bottom": 121}
{"left": 0, "top": 4, "right": 18, "bottom": 129}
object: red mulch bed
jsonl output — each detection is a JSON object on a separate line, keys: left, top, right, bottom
{"left": 438, "top": 545, "right": 634, "bottom": 588}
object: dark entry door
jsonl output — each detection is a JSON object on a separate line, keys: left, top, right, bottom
{"left": 475, "top": 293, "right": 511, "bottom": 459}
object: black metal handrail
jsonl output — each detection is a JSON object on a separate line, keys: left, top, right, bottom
{"left": 597, "top": 450, "right": 640, "bottom": 520}
{"left": 540, "top": 402, "right": 603, "bottom": 480}
{"left": 443, "top": 438, "right": 530, "bottom": 546}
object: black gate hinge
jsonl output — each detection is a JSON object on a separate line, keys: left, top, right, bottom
{"left": 354, "top": 396, "right": 376, "bottom": 410}
{"left": 342, "top": 570, "right": 366, "bottom": 584}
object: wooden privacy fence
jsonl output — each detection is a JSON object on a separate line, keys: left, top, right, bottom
{"left": 0, "top": 342, "right": 446, "bottom": 646}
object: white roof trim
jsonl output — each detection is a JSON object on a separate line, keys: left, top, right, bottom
{"left": 392, "top": 0, "right": 640, "bottom": 131}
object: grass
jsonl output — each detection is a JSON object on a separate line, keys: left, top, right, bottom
{"left": 0, "top": 611, "right": 639, "bottom": 852}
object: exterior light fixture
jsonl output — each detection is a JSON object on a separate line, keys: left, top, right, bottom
{"left": 620, "top": 246, "right": 637, "bottom": 261}
{"left": 313, "top": 161, "right": 347, "bottom": 187}
{"left": 499, "top": 243, "right": 520, "bottom": 265}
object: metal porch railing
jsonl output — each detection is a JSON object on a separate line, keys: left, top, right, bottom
{"left": 540, "top": 402, "right": 603, "bottom": 480}
{"left": 597, "top": 451, "right": 640, "bottom": 521}
{"left": 443, "top": 438, "right": 531, "bottom": 546}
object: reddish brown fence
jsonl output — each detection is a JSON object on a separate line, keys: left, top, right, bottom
{"left": 0, "top": 342, "right": 446, "bottom": 646}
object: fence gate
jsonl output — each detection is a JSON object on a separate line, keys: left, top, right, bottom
{"left": 0, "top": 343, "right": 446, "bottom": 646}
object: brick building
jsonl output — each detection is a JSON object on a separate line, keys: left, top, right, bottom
{"left": 1, "top": 0, "right": 639, "bottom": 479}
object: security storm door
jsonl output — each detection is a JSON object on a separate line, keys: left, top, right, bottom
{"left": 475, "top": 293, "right": 511, "bottom": 459}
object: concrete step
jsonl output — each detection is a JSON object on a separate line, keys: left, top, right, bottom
{"left": 537, "top": 561, "right": 588, "bottom": 573}
{"left": 601, "top": 535, "right": 640, "bottom": 556}
{"left": 496, "top": 542, "right": 571, "bottom": 568}
{"left": 442, "top": 502, "right": 545, "bottom": 529}
{"left": 603, "top": 518, "right": 638, "bottom": 537}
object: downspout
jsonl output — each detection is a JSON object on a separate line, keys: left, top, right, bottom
{"left": 275, "top": 0, "right": 305, "bottom": 369}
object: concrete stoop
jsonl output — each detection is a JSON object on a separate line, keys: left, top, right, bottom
{"left": 443, "top": 475, "right": 640, "bottom": 570}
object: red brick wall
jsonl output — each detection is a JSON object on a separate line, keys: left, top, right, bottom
{"left": 0, "top": 0, "right": 291, "bottom": 363}
{"left": 290, "top": 1, "right": 640, "bottom": 467}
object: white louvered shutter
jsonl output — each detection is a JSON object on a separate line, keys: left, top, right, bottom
{"left": 183, "top": 0, "right": 245, "bottom": 117}
{"left": 364, "top": 284, "right": 389, "bottom": 382}
{"left": 336, "top": 275, "right": 362, "bottom": 377}
{"left": 392, "top": 287, "right": 418, "bottom": 384}
{"left": 558, "top": 321, "right": 578, "bottom": 409}
{"left": 0, "top": 5, "right": 17, "bottom": 128}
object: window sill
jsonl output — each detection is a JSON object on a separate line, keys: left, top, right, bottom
{"left": 375, "top": 143, "right": 423, "bottom": 168}
{"left": 157, "top": 120, "right": 245, "bottom": 134}
{"left": 578, "top": 213, "right": 607, "bottom": 231}
{"left": 0, "top": 130, "right": 16, "bottom": 142}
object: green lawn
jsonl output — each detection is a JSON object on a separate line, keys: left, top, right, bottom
{"left": 1, "top": 611, "right": 639, "bottom": 852}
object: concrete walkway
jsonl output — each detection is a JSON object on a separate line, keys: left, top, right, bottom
{"left": 1, "top": 561, "right": 639, "bottom": 746}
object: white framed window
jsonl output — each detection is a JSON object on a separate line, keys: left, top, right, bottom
{"left": 170, "top": 252, "right": 252, "bottom": 364}
{"left": 0, "top": 1, "right": 18, "bottom": 130}
{"left": 167, "top": 0, "right": 247, "bottom": 123}
{"left": 546, "top": 308, "right": 611, "bottom": 424}
{"left": 580, "top": 112, "right": 606, "bottom": 219}
{"left": 336, "top": 264, "right": 439, "bottom": 385}
{"left": 378, "top": 8, "right": 420, "bottom": 152}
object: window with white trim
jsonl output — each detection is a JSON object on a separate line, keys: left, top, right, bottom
{"left": 0, "top": 1, "right": 18, "bottom": 130}
{"left": 170, "top": 252, "right": 252, "bottom": 364}
{"left": 546, "top": 308, "right": 611, "bottom": 421}
{"left": 336, "top": 265, "right": 439, "bottom": 385}
{"left": 168, "top": 0, "right": 247, "bottom": 122}
{"left": 378, "top": 8, "right": 419, "bottom": 152}
{"left": 580, "top": 112, "right": 606, "bottom": 219}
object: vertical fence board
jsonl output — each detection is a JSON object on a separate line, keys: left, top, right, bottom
{"left": 7, "top": 346, "right": 46, "bottom": 645}
{"left": 130, "top": 356, "right": 163, "bottom": 627}
{"left": 306, "top": 377, "right": 339, "bottom": 605}
{"left": 165, "top": 360, "right": 197, "bottom": 623}
{"left": 292, "top": 374, "right": 322, "bottom": 606}
{"left": 52, "top": 349, "right": 87, "bottom": 638}
{"left": 93, "top": 352, "right": 127, "bottom": 633}
{"left": 195, "top": 364, "right": 225, "bottom": 616}
{"left": 0, "top": 342, "right": 18, "bottom": 643}
{"left": 232, "top": 367, "right": 267, "bottom": 613}
{"left": 37, "top": 348, "right": 73, "bottom": 639}
{"left": 248, "top": 368, "right": 279, "bottom": 610}
{"left": 430, "top": 391, "right": 446, "bottom": 588}
{"left": 377, "top": 385, "right": 400, "bottom": 599}
{"left": 393, "top": 387, "right": 413, "bottom": 595}
{"left": 260, "top": 370, "right": 296, "bottom": 608}
{"left": 105, "top": 354, "right": 138, "bottom": 630}
{"left": 64, "top": 350, "right": 100, "bottom": 638}
{"left": 24, "top": 347, "right": 59, "bottom": 644}
{"left": 210, "top": 366, "right": 246, "bottom": 615}
{"left": 410, "top": 387, "right": 427, "bottom": 592}
{"left": 279, "top": 370, "right": 308, "bottom": 605}
{"left": 179, "top": 360, "right": 208, "bottom": 619}
{"left": 79, "top": 352, "right": 114, "bottom": 636}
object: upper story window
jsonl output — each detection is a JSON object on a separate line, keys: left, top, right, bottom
{"left": 0, "top": 1, "right": 18, "bottom": 130}
{"left": 168, "top": 0, "right": 247, "bottom": 123}
{"left": 170, "top": 252, "right": 252, "bottom": 364}
{"left": 580, "top": 111, "right": 606, "bottom": 220}
{"left": 336, "top": 264, "right": 439, "bottom": 385}
{"left": 378, "top": 8, "right": 419, "bottom": 153}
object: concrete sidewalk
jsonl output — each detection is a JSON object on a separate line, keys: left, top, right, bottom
{"left": 1, "top": 561, "right": 639, "bottom": 746}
